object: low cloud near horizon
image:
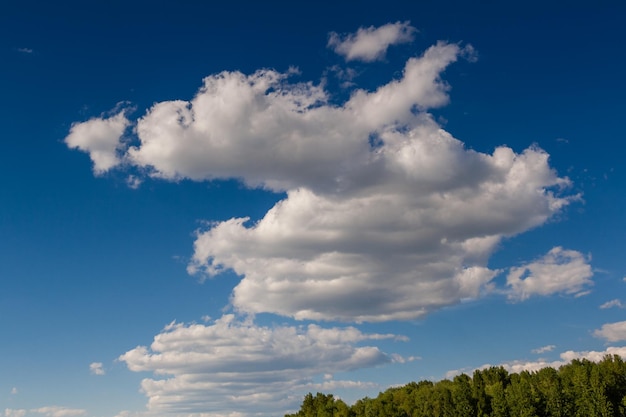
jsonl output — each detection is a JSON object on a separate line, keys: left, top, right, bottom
{"left": 118, "top": 315, "right": 412, "bottom": 415}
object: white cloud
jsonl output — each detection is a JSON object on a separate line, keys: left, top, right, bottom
{"left": 446, "top": 346, "right": 626, "bottom": 378}
{"left": 119, "top": 314, "right": 408, "bottom": 416}
{"left": 111, "top": 411, "right": 148, "bottom": 417}
{"left": 4, "top": 408, "right": 86, "bottom": 417}
{"left": 89, "top": 362, "right": 105, "bottom": 375}
{"left": 123, "top": 41, "right": 466, "bottom": 190}
{"left": 66, "top": 39, "right": 578, "bottom": 323}
{"left": 31, "top": 408, "right": 86, "bottom": 417}
{"left": 17, "top": 47, "right": 33, "bottom": 54}
{"left": 594, "top": 321, "right": 626, "bottom": 342}
{"left": 10, "top": 387, "right": 18, "bottom": 395}
{"left": 65, "top": 110, "right": 130, "bottom": 174}
{"left": 559, "top": 346, "right": 626, "bottom": 362}
{"left": 188, "top": 139, "right": 573, "bottom": 321}
{"left": 506, "top": 247, "right": 593, "bottom": 301}
{"left": 532, "top": 344, "right": 556, "bottom": 354}
{"left": 600, "top": 299, "right": 624, "bottom": 309}
{"left": 328, "top": 22, "right": 417, "bottom": 62}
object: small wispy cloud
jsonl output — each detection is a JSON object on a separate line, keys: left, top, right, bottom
{"left": 17, "top": 47, "right": 34, "bottom": 54}
{"left": 89, "top": 362, "right": 105, "bottom": 375}
{"left": 126, "top": 175, "right": 142, "bottom": 189}
{"left": 328, "top": 21, "right": 417, "bottom": 62}
{"left": 11, "top": 387, "right": 18, "bottom": 395}
{"left": 600, "top": 299, "right": 624, "bottom": 309}
{"left": 532, "top": 344, "right": 556, "bottom": 354}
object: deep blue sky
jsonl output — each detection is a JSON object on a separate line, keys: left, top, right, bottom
{"left": 2, "top": 2, "right": 626, "bottom": 417}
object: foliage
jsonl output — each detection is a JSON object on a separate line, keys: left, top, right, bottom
{"left": 286, "top": 355, "right": 626, "bottom": 417}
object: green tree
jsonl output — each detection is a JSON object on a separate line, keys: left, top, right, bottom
{"left": 489, "top": 381, "right": 509, "bottom": 417}
{"left": 473, "top": 369, "right": 491, "bottom": 417}
{"left": 452, "top": 374, "right": 476, "bottom": 417}
{"left": 505, "top": 372, "right": 538, "bottom": 417}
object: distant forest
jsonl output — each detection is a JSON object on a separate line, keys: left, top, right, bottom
{"left": 286, "top": 355, "right": 626, "bottom": 417}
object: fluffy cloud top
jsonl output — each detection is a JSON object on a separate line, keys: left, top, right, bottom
{"left": 328, "top": 22, "right": 417, "bottom": 62}
{"left": 119, "top": 315, "right": 407, "bottom": 415}
{"left": 65, "top": 39, "right": 580, "bottom": 322}
{"left": 507, "top": 247, "right": 593, "bottom": 301}
{"left": 594, "top": 321, "right": 626, "bottom": 342}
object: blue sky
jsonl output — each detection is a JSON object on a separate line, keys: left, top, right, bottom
{"left": 2, "top": 1, "right": 626, "bottom": 416}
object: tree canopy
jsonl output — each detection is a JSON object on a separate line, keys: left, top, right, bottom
{"left": 287, "top": 355, "right": 626, "bottom": 417}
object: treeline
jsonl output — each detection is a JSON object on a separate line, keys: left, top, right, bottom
{"left": 286, "top": 355, "right": 626, "bottom": 417}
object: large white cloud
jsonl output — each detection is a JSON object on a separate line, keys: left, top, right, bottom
{"left": 506, "top": 247, "right": 593, "bottom": 301}
{"left": 119, "top": 315, "right": 410, "bottom": 416}
{"left": 65, "top": 38, "right": 580, "bottom": 322}
{"left": 125, "top": 41, "right": 464, "bottom": 192}
{"left": 328, "top": 22, "right": 417, "bottom": 62}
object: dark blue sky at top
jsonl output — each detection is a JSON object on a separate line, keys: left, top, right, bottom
{"left": 1, "top": 0, "right": 624, "bottom": 310}
{"left": 1, "top": 1, "right": 625, "bottom": 414}
{"left": 0, "top": 0, "right": 623, "bottom": 324}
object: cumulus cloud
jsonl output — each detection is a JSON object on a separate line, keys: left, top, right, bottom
{"left": 532, "top": 344, "right": 556, "bottom": 354}
{"left": 328, "top": 22, "right": 417, "bottom": 62}
{"left": 188, "top": 141, "right": 574, "bottom": 321}
{"left": 65, "top": 110, "right": 130, "bottom": 174}
{"left": 506, "top": 247, "right": 593, "bottom": 301}
{"left": 119, "top": 315, "right": 408, "bottom": 416}
{"left": 594, "top": 321, "right": 626, "bottom": 342}
{"left": 123, "top": 41, "right": 466, "bottom": 190}
{"left": 66, "top": 38, "right": 579, "bottom": 322}
{"left": 4, "top": 408, "right": 86, "bottom": 417}
{"left": 446, "top": 346, "right": 626, "bottom": 378}
{"left": 89, "top": 362, "right": 105, "bottom": 375}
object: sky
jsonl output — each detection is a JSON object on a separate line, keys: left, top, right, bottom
{"left": 1, "top": 1, "right": 626, "bottom": 416}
